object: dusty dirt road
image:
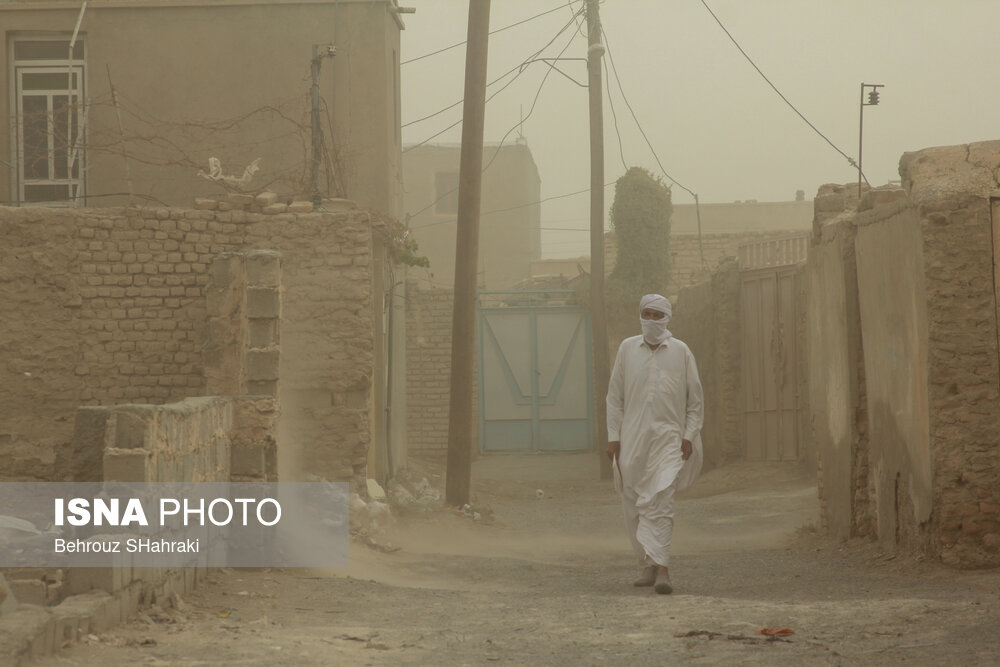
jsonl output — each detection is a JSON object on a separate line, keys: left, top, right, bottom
{"left": 39, "top": 454, "right": 1000, "bottom": 666}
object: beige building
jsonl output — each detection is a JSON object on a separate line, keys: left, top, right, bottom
{"left": 403, "top": 141, "right": 541, "bottom": 290}
{"left": 1, "top": 0, "right": 405, "bottom": 215}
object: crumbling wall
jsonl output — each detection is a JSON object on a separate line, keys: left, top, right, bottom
{"left": 899, "top": 143, "right": 1000, "bottom": 567}
{"left": 807, "top": 143, "right": 1000, "bottom": 567}
{"left": 0, "top": 198, "right": 374, "bottom": 486}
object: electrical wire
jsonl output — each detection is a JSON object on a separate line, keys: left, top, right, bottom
{"left": 402, "top": 5, "right": 584, "bottom": 150}
{"left": 404, "top": 11, "right": 585, "bottom": 218}
{"left": 699, "top": 0, "right": 863, "bottom": 177}
{"left": 602, "top": 27, "right": 695, "bottom": 198}
{"left": 402, "top": 3, "right": 572, "bottom": 65}
{"left": 603, "top": 55, "right": 628, "bottom": 172}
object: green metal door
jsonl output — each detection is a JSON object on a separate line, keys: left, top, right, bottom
{"left": 478, "top": 291, "right": 593, "bottom": 452}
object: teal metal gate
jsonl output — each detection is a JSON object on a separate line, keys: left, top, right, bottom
{"left": 477, "top": 291, "right": 593, "bottom": 452}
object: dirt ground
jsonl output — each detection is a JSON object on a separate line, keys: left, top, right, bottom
{"left": 38, "top": 453, "right": 1000, "bottom": 666}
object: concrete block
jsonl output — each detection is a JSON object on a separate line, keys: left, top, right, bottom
{"left": 262, "top": 203, "right": 288, "bottom": 215}
{"left": 103, "top": 449, "right": 149, "bottom": 483}
{"left": 245, "top": 250, "right": 281, "bottom": 287}
{"left": 226, "top": 193, "right": 254, "bottom": 208}
{"left": 287, "top": 201, "right": 314, "bottom": 213}
{"left": 248, "top": 319, "right": 278, "bottom": 348}
{"left": 255, "top": 191, "right": 279, "bottom": 207}
{"left": 246, "top": 380, "right": 277, "bottom": 397}
{"left": 209, "top": 253, "right": 245, "bottom": 290}
{"left": 64, "top": 407, "right": 111, "bottom": 482}
{"left": 109, "top": 409, "right": 152, "bottom": 449}
{"left": 246, "top": 349, "right": 279, "bottom": 382}
{"left": 193, "top": 198, "right": 218, "bottom": 210}
{"left": 246, "top": 288, "right": 280, "bottom": 319}
{"left": 231, "top": 445, "right": 265, "bottom": 479}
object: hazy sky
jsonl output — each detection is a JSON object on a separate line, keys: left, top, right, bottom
{"left": 400, "top": 0, "right": 1000, "bottom": 258}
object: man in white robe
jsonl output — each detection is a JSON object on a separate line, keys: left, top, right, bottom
{"left": 606, "top": 294, "right": 703, "bottom": 594}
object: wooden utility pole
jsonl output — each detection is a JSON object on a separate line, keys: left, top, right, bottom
{"left": 586, "top": 0, "right": 612, "bottom": 480}
{"left": 445, "top": 0, "right": 491, "bottom": 507}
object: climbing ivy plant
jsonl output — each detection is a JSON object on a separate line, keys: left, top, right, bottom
{"left": 607, "top": 166, "right": 673, "bottom": 303}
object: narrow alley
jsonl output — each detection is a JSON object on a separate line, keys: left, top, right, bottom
{"left": 38, "top": 454, "right": 1000, "bottom": 666}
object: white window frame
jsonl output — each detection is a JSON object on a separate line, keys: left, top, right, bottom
{"left": 11, "top": 35, "right": 87, "bottom": 206}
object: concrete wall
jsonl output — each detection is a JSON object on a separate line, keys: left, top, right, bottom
{"left": 807, "top": 216, "right": 866, "bottom": 538}
{"left": 855, "top": 202, "right": 932, "bottom": 550}
{"left": 403, "top": 142, "right": 541, "bottom": 290}
{"left": 0, "top": 0, "right": 402, "bottom": 216}
{"left": 0, "top": 197, "right": 375, "bottom": 487}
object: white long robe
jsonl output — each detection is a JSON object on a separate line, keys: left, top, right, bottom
{"left": 607, "top": 335, "right": 704, "bottom": 504}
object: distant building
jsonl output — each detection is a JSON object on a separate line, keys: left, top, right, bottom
{"left": 531, "top": 199, "right": 813, "bottom": 296}
{"left": 403, "top": 141, "right": 541, "bottom": 290}
{"left": 0, "top": 0, "right": 405, "bottom": 215}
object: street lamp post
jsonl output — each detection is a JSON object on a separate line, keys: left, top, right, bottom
{"left": 858, "top": 82, "right": 884, "bottom": 198}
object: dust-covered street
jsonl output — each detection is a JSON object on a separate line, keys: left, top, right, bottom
{"left": 38, "top": 454, "right": 1000, "bottom": 666}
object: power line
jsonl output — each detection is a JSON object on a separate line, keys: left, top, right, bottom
{"left": 405, "top": 16, "right": 585, "bottom": 219}
{"left": 402, "top": 2, "right": 571, "bottom": 66}
{"left": 402, "top": 6, "right": 583, "bottom": 154}
{"left": 601, "top": 26, "right": 708, "bottom": 268}
{"left": 602, "top": 27, "right": 695, "bottom": 198}
{"left": 603, "top": 55, "right": 628, "bottom": 172}
{"left": 411, "top": 181, "right": 616, "bottom": 233}
{"left": 699, "top": 0, "right": 861, "bottom": 173}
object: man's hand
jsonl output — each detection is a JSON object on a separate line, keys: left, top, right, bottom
{"left": 681, "top": 439, "right": 692, "bottom": 461}
{"left": 606, "top": 440, "right": 621, "bottom": 461}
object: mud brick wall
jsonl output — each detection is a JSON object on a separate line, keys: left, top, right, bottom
{"left": 900, "top": 144, "right": 1000, "bottom": 567}
{"left": 808, "top": 143, "right": 1000, "bottom": 568}
{"left": 404, "top": 282, "right": 478, "bottom": 460}
{"left": 0, "top": 197, "right": 374, "bottom": 485}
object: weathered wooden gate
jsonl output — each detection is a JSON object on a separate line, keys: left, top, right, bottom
{"left": 478, "top": 291, "right": 593, "bottom": 452}
{"left": 739, "top": 235, "right": 808, "bottom": 461}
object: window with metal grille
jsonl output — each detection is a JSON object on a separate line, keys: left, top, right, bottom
{"left": 12, "top": 37, "right": 86, "bottom": 205}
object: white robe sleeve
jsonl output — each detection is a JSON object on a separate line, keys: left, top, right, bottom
{"left": 682, "top": 347, "right": 704, "bottom": 443}
{"left": 606, "top": 342, "right": 626, "bottom": 442}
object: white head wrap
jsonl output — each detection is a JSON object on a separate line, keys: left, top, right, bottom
{"left": 639, "top": 293, "right": 672, "bottom": 346}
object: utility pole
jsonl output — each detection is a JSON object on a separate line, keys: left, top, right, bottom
{"left": 445, "top": 0, "right": 491, "bottom": 507}
{"left": 857, "top": 82, "right": 883, "bottom": 198}
{"left": 311, "top": 44, "right": 336, "bottom": 208}
{"left": 586, "top": 0, "right": 612, "bottom": 481}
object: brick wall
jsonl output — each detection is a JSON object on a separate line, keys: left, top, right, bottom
{"left": 669, "top": 259, "right": 742, "bottom": 469}
{"left": 606, "top": 229, "right": 810, "bottom": 299}
{"left": 0, "top": 196, "right": 374, "bottom": 486}
{"left": 405, "top": 283, "right": 452, "bottom": 459}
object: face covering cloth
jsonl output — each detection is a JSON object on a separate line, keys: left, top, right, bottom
{"left": 639, "top": 293, "right": 672, "bottom": 346}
